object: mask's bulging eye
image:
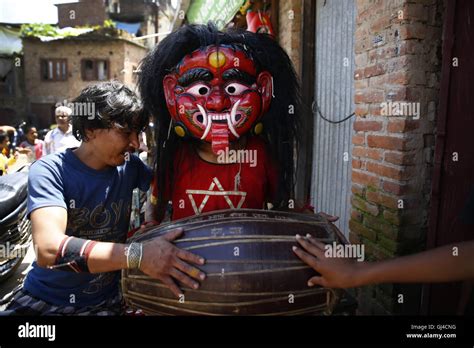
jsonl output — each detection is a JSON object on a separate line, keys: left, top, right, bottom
{"left": 225, "top": 83, "right": 248, "bottom": 95}
{"left": 186, "top": 84, "right": 210, "bottom": 96}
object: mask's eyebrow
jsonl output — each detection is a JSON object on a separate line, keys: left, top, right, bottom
{"left": 177, "top": 68, "right": 213, "bottom": 87}
{"left": 222, "top": 68, "right": 256, "bottom": 85}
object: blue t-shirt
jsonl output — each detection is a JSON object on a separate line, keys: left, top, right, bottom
{"left": 24, "top": 148, "right": 153, "bottom": 307}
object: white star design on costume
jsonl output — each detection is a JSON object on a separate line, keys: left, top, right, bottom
{"left": 186, "top": 177, "right": 247, "bottom": 215}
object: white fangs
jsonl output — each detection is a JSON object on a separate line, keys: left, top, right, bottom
{"left": 228, "top": 100, "right": 241, "bottom": 138}
{"left": 198, "top": 105, "right": 211, "bottom": 140}
{"left": 198, "top": 100, "right": 241, "bottom": 140}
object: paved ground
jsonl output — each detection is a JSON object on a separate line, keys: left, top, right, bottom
{"left": 0, "top": 244, "right": 35, "bottom": 310}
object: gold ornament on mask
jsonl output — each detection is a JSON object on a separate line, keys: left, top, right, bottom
{"left": 174, "top": 125, "right": 186, "bottom": 137}
{"left": 209, "top": 51, "right": 226, "bottom": 69}
{"left": 254, "top": 122, "right": 263, "bottom": 135}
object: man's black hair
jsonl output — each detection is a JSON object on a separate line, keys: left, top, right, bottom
{"left": 139, "top": 23, "right": 301, "bottom": 221}
{"left": 71, "top": 81, "right": 148, "bottom": 141}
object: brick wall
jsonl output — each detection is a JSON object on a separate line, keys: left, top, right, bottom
{"left": 57, "top": 0, "right": 106, "bottom": 28}
{"left": 22, "top": 37, "right": 146, "bottom": 127}
{"left": 23, "top": 38, "right": 146, "bottom": 103}
{"left": 351, "top": 0, "right": 444, "bottom": 314}
{"left": 278, "top": 0, "right": 302, "bottom": 75}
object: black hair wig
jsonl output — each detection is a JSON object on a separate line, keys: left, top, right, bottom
{"left": 139, "top": 23, "right": 301, "bottom": 220}
{"left": 71, "top": 81, "right": 147, "bottom": 141}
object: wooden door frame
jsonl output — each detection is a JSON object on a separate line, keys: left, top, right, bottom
{"left": 295, "top": 0, "right": 316, "bottom": 203}
{"left": 422, "top": 0, "right": 456, "bottom": 315}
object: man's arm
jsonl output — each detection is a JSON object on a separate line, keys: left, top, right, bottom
{"left": 293, "top": 235, "right": 474, "bottom": 288}
{"left": 32, "top": 207, "right": 127, "bottom": 271}
{"left": 32, "top": 206, "right": 206, "bottom": 297}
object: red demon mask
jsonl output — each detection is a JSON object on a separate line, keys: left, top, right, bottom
{"left": 163, "top": 45, "right": 273, "bottom": 154}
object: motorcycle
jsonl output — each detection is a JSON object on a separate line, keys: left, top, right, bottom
{"left": 0, "top": 165, "right": 32, "bottom": 282}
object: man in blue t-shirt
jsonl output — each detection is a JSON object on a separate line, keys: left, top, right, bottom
{"left": 2, "top": 82, "right": 206, "bottom": 315}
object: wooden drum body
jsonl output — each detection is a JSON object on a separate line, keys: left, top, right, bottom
{"left": 122, "top": 209, "right": 347, "bottom": 315}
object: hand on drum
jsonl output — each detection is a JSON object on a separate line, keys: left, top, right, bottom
{"left": 292, "top": 234, "right": 361, "bottom": 289}
{"left": 139, "top": 228, "right": 206, "bottom": 297}
{"left": 317, "top": 211, "right": 339, "bottom": 222}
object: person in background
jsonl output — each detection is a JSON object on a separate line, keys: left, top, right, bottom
{"left": 19, "top": 125, "right": 44, "bottom": 162}
{"left": 43, "top": 106, "right": 81, "bottom": 155}
{"left": 0, "top": 130, "right": 17, "bottom": 175}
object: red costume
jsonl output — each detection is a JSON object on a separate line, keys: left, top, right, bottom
{"left": 165, "top": 137, "right": 277, "bottom": 220}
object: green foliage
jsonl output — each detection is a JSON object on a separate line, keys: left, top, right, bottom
{"left": 103, "top": 19, "right": 116, "bottom": 28}
{"left": 20, "top": 23, "right": 59, "bottom": 38}
{"left": 20, "top": 20, "right": 117, "bottom": 39}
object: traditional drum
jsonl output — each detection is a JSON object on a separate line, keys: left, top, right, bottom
{"left": 122, "top": 209, "right": 347, "bottom": 316}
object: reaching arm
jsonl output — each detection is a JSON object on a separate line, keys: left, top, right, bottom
{"left": 293, "top": 234, "right": 474, "bottom": 288}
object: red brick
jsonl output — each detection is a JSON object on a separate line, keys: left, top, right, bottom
{"left": 352, "top": 170, "right": 380, "bottom": 187}
{"left": 382, "top": 180, "right": 409, "bottom": 195}
{"left": 352, "top": 146, "right": 365, "bottom": 158}
{"left": 352, "top": 134, "right": 365, "bottom": 145}
{"left": 351, "top": 209, "right": 363, "bottom": 222}
{"left": 399, "top": 40, "right": 423, "bottom": 55}
{"left": 387, "top": 119, "right": 420, "bottom": 133}
{"left": 355, "top": 104, "right": 369, "bottom": 116}
{"left": 399, "top": 23, "right": 427, "bottom": 40}
{"left": 383, "top": 209, "right": 401, "bottom": 225}
{"left": 352, "top": 184, "right": 365, "bottom": 196}
{"left": 352, "top": 159, "right": 362, "bottom": 169}
{"left": 350, "top": 219, "right": 377, "bottom": 242}
{"left": 384, "top": 151, "right": 416, "bottom": 165}
{"left": 349, "top": 231, "right": 362, "bottom": 244}
{"left": 352, "top": 195, "right": 380, "bottom": 216}
{"left": 355, "top": 89, "right": 385, "bottom": 104}
{"left": 367, "top": 135, "right": 407, "bottom": 150}
{"left": 352, "top": 147, "right": 383, "bottom": 161}
{"left": 354, "top": 120, "right": 383, "bottom": 132}
{"left": 366, "top": 190, "right": 400, "bottom": 209}
{"left": 364, "top": 63, "right": 386, "bottom": 78}
{"left": 403, "top": 3, "right": 428, "bottom": 22}
{"left": 355, "top": 79, "right": 369, "bottom": 89}
{"left": 385, "top": 55, "right": 412, "bottom": 73}
{"left": 354, "top": 68, "right": 365, "bottom": 80}
{"left": 363, "top": 215, "right": 398, "bottom": 240}
{"left": 386, "top": 87, "right": 408, "bottom": 101}
{"left": 367, "top": 148, "right": 383, "bottom": 160}
{"left": 366, "top": 162, "right": 412, "bottom": 180}
{"left": 386, "top": 71, "right": 409, "bottom": 85}
{"left": 370, "top": 14, "right": 391, "bottom": 32}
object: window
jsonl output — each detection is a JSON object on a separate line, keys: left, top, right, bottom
{"left": 40, "top": 59, "right": 68, "bottom": 81}
{"left": 81, "top": 59, "right": 109, "bottom": 81}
